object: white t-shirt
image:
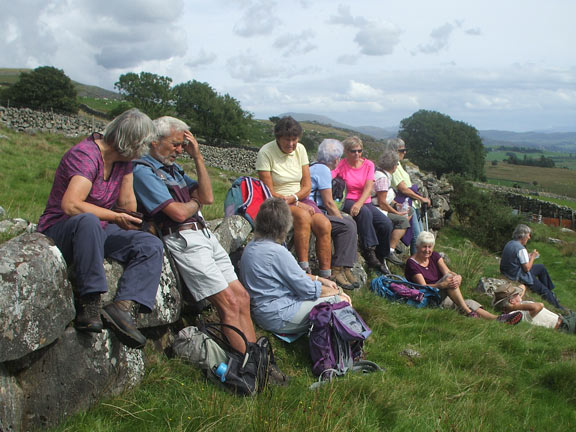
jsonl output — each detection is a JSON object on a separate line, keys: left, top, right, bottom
{"left": 518, "top": 248, "right": 529, "bottom": 265}
{"left": 372, "top": 170, "right": 395, "bottom": 215}
{"left": 519, "top": 301, "right": 559, "bottom": 329}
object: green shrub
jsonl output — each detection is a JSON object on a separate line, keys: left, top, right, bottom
{"left": 449, "top": 175, "right": 522, "bottom": 252}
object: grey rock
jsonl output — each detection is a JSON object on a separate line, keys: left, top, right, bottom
{"left": 0, "top": 233, "right": 74, "bottom": 362}
{"left": 6, "top": 327, "right": 144, "bottom": 432}
{"left": 400, "top": 348, "right": 421, "bottom": 358}
{"left": 476, "top": 277, "right": 511, "bottom": 297}
{"left": 0, "top": 363, "right": 24, "bottom": 432}
{"left": 547, "top": 237, "right": 563, "bottom": 245}
{"left": 212, "top": 215, "right": 252, "bottom": 255}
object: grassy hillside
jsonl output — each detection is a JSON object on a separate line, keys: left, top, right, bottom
{"left": 485, "top": 161, "right": 576, "bottom": 198}
{"left": 2, "top": 128, "right": 576, "bottom": 431}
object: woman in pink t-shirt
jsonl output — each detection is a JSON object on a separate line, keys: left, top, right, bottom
{"left": 332, "top": 136, "right": 393, "bottom": 273}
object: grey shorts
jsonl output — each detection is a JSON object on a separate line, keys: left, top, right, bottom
{"left": 388, "top": 212, "right": 411, "bottom": 230}
{"left": 164, "top": 229, "right": 237, "bottom": 301}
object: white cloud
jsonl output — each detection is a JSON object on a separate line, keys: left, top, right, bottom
{"left": 327, "top": 4, "right": 368, "bottom": 27}
{"left": 415, "top": 21, "right": 459, "bottom": 54}
{"left": 273, "top": 30, "right": 317, "bottom": 55}
{"left": 186, "top": 49, "right": 218, "bottom": 68}
{"left": 354, "top": 23, "right": 402, "bottom": 56}
{"left": 337, "top": 54, "right": 359, "bottom": 65}
{"left": 347, "top": 80, "right": 383, "bottom": 100}
{"left": 233, "top": 0, "right": 281, "bottom": 37}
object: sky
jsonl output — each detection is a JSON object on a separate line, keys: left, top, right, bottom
{"left": 1, "top": 0, "right": 575, "bottom": 132}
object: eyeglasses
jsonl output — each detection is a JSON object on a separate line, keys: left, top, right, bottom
{"left": 398, "top": 149, "right": 407, "bottom": 153}
{"left": 348, "top": 149, "right": 363, "bottom": 154}
{"left": 171, "top": 141, "right": 188, "bottom": 149}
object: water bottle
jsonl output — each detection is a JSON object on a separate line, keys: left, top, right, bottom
{"left": 214, "top": 362, "right": 228, "bottom": 382}
{"left": 401, "top": 201, "right": 410, "bottom": 212}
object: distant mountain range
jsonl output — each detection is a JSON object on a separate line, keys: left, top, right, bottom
{"left": 281, "top": 112, "right": 576, "bottom": 153}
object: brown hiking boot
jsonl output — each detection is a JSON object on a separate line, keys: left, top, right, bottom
{"left": 102, "top": 300, "right": 146, "bottom": 349}
{"left": 343, "top": 267, "right": 360, "bottom": 289}
{"left": 331, "top": 266, "right": 354, "bottom": 290}
{"left": 75, "top": 293, "right": 103, "bottom": 333}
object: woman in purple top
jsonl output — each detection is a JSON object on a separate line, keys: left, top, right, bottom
{"left": 37, "top": 108, "right": 163, "bottom": 348}
{"left": 405, "top": 231, "right": 520, "bottom": 323}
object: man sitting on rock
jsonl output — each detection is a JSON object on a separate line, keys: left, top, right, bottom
{"left": 132, "top": 116, "right": 256, "bottom": 352}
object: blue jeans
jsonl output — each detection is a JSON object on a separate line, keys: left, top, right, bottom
{"left": 44, "top": 213, "right": 163, "bottom": 311}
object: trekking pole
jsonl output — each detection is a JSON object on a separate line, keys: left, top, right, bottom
{"left": 421, "top": 203, "right": 429, "bottom": 232}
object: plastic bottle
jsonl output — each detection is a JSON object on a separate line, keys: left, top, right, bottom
{"left": 214, "top": 362, "right": 228, "bottom": 382}
{"left": 401, "top": 201, "right": 410, "bottom": 212}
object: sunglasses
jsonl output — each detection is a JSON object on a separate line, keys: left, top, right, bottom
{"left": 348, "top": 149, "right": 363, "bottom": 154}
{"left": 398, "top": 148, "right": 407, "bottom": 153}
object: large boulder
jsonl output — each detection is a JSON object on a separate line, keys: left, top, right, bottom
{"left": 0, "top": 233, "right": 74, "bottom": 362}
{"left": 3, "top": 328, "right": 144, "bottom": 431}
{"left": 211, "top": 215, "right": 252, "bottom": 255}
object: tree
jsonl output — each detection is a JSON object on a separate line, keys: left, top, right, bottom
{"left": 1, "top": 66, "right": 78, "bottom": 114}
{"left": 173, "top": 80, "right": 253, "bottom": 145}
{"left": 399, "top": 110, "right": 485, "bottom": 180}
{"left": 114, "top": 72, "right": 173, "bottom": 119}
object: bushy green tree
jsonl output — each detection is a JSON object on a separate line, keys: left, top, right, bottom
{"left": 399, "top": 110, "right": 485, "bottom": 180}
{"left": 173, "top": 80, "right": 253, "bottom": 145}
{"left": 1, "top": 66, "right": 78, "bottom": 114}
{"left": 114, "top": 72, "right": 173, "bottom": 119}
{"left": 449, "top": 175, "right": 522, "bottom": 251}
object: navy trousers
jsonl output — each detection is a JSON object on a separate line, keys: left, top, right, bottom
{"left": 528, "top": 263, "right": 561, "bottom": 308}
{"left": 342, "top": 200, "right": 393, "bottom": 259}
{"left": 44, "top": 213, "right": 163, "bottom": 312}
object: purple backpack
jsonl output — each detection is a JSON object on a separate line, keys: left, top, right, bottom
{"left": 308, "top": 301, "right": 381, "bottom": 382}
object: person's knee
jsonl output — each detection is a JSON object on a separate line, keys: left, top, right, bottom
{"left": 312, "top": 215, "right": 331, "bottom": 237}
{"left": 75, "top": 213, "right": 101, "bottom": 229}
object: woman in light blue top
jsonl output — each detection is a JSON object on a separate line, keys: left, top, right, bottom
{"left": 239, "top": 198, "right": 351, "bottom": 334}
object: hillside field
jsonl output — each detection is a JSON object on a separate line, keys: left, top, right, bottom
{"left": 485, "top": 161, "right": 576, "bottom": 199}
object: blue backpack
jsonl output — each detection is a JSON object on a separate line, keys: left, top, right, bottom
{"left": 224, "top": 177, "right": 272, "bottom": 228}
{"left": 370, "top": 274, "right": 441, "bottom": 308}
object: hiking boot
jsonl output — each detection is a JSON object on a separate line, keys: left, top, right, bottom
{"left": 379, "top": 260, "right": 391, "bottom": 275}
{"left": 75, "top": 293, "right": 103, "bottom": 333}
{"left": 344, "top": 267, "right": 360, "bottom": 289}
{"left": 331, "top": 266, "right": 354, "bottom": 290}
{"left": 386, "top": 251, "right": 404, "bottom": 267}
{"left": 362, "top": 247, "right": 382, "bottom": 270}
{"left": 102, "top": 300, "right": 146, "bottom": 349}
{"left": 497, "top": 311, "right": 523, "bottom": 326}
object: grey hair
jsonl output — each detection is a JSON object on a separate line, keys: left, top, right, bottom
{"left": 317, "top": 139, "right": 344, "bottom": 164}
{"left": 383, "top": 137, "right": 405, "bottom": 153}
{"left": 153, "top": 116, "right": 190, "bottom": 140}
{"left": 377, "top": 150, "right": 399, "bottom": 172}
{"left": 416, "top": 231, "right": 436, "bottom": 247}
{"left": 103, "top": 108, "right": 155, "bottom": 159}
{"left": 254, "top": 198, "right": 293, "bottom": 242}
{"left": 342, "top": 136, "right": 363, "bottom": 153}
{"left": 512, "top": 224, "right": 531, "bottom": 240}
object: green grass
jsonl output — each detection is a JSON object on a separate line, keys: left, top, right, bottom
{"left": 78, "top": 96, "right": 126, "bottom": 114}
{"left": 3, "top": 127, "right": 576, "bottom": 431}
{"left": 485, "top": 161, "right": 576, "bottom": 198}
{"left": 486, "top": 150, "right": 576, "bottom": 170}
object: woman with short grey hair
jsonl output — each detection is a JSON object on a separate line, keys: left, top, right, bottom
{"left": 387, "top": 137, "right": 431, "bottom": 255}
{"left": 309, "top": 139, "right": 359, "bottom": 289}
{"left": 240, "top": 198, "right": 351, "bottom": 334}
{"left": 500, "top": 224, "right": 562, "bottom": 308}
{"left": 372, "top": 149, "right": 411, "bottom": 264}
{"left": 37, "top": 108, "right": 163, "bottom": 348}
{"left": 406, "top": 232, "right": 521, "bottom": 323}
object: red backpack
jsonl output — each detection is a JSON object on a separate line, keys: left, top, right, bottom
{"left": 224, "top": 177, "right": 272, "bottom": 228}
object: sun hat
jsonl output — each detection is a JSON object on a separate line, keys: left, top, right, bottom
{"left": 492, "top": 282, "right": 524, "bottom": 310}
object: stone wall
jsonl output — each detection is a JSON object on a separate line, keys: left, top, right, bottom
{"left": 0, "top": 216, "right": 252, "bottom": 432}
{"left": 472, "top": 182, "right": 576, "bottom": 228}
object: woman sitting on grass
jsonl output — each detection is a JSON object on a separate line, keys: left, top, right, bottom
{"left": 405, "top": 231, "right": 521, "bottom": 324}
{"left": 493, "top": 282, "right": 576, "bottom": 332}
{"left": 240, "top": 198, "right": 351, "bottom": 334}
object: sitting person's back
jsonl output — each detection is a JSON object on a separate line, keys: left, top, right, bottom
{"left": 240, "top": 198, "right": 350, "bottom": 334}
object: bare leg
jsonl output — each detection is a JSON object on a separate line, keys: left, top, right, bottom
{"left": 390, "top": 228, "right": 406, "bottom": 250}
{"left": 290, "top": 206, "right": 312, "bottom": 263}
{"left": 208, "top": 280, "right": 256, "bottom": 351}
{"left": 311, "top": 213, "right": 332, "bottom": 271}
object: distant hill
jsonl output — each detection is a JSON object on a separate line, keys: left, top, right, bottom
{"left": 280, "top": 112, "right": 397, "bottom": 140}
{"left": 281, "top": 112, "right": 576, "bottom": 152}
{"left": 0, "top": 68, "right": 121, "bottom": 99}
{"left": 479, "top": 130, "right": 576, "bottom": 152}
